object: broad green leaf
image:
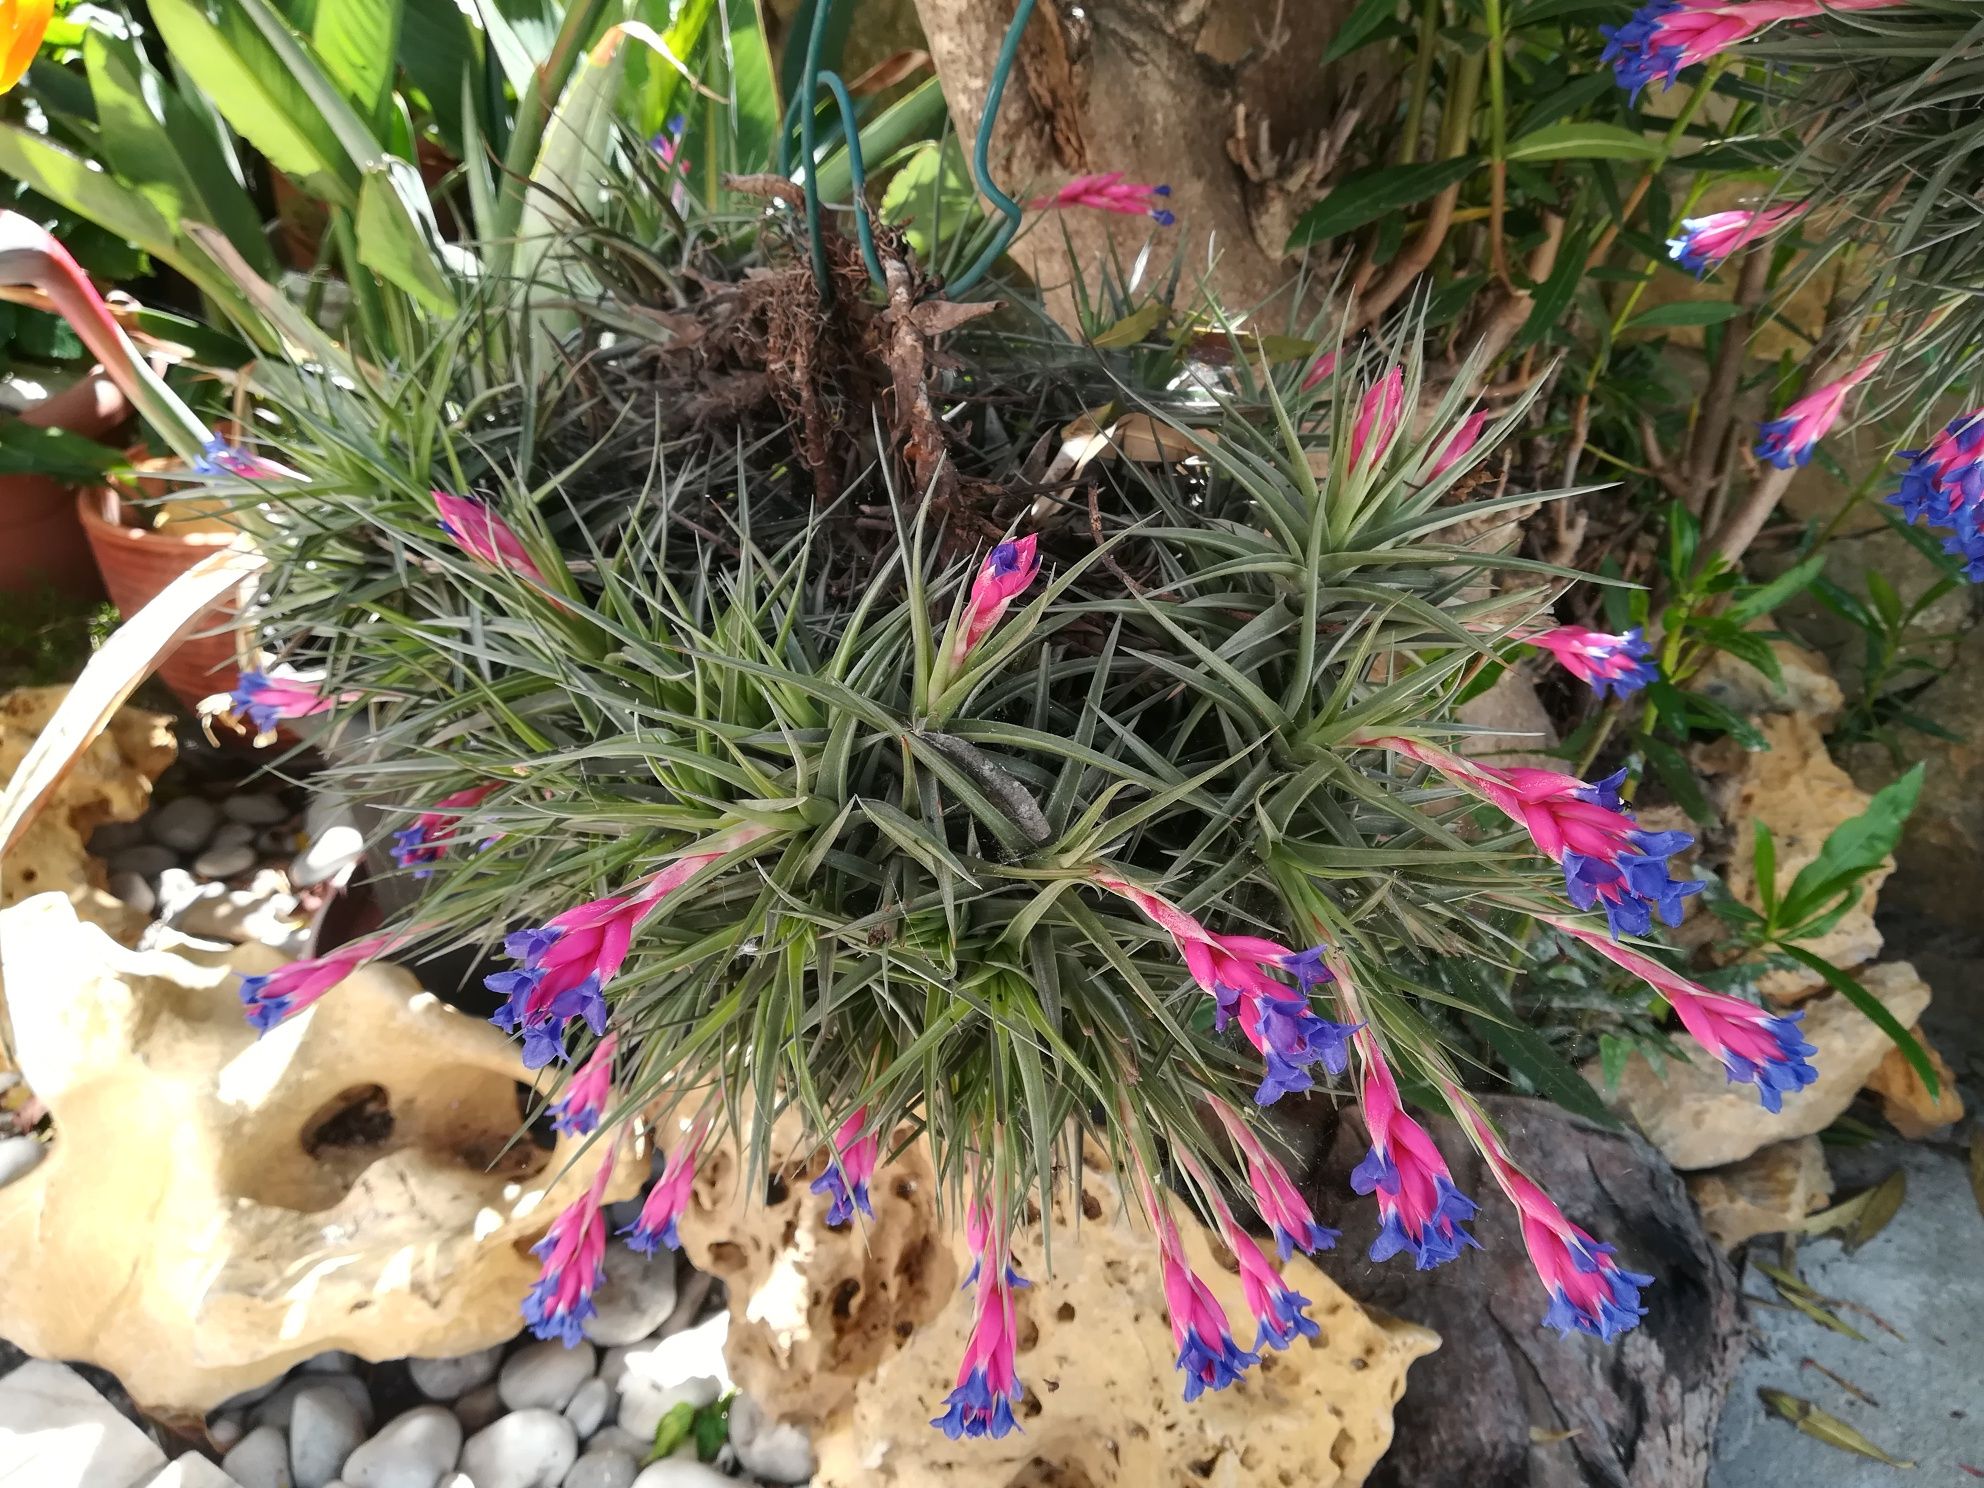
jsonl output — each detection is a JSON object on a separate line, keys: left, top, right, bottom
{"left": 83, "top": 30, "right": 279, "bottom": 278}
{"left": 1625, "top": 301, "right": 1746, "bottom": 331}
{"left": 149, "top": 0, "right": 363, "bottom": 205}
{"left": 714, "top": 0, "right": 780, "bottom": 178}
{"left": 626, "top": 0, "right": 715, "bottom": 140}
{"left": 1091, "top": 300, "right": 1167, "bottom": 349}
{"left": 812, "top": 75, "right": 945, "bottom": 205}
{"left": 648, "top": 1401, "right": 697, "bottom": 1461}
{"left": 1777, "top": 948, "right": 1937, "bottom": 1097}
{"left": 399, "top": 0, "right": 481, "bottom": 154}
{"left": 1752, "top": 819, "right": 1777, "bottom": 918}
{"left": 311, "top": 0, "right": 403, "bottom": 123}
{"left": 1727, "top": 552, "right": 1826, "bottom": 623}
{"left": 1507, "top": 121, "right": 1664, "bottom": 162}
{"left": 1777, "top": 764, "right": 1923, "bottom": 927}
{"left": 1324, "top": 0, "right": 1399, "bottom": 62}
{"left": 1285, "top": 156, "right": 1479, "bottom": 248}
{"left": 0, "top": 126, "right": 186, "bottom": 272}
{"left": 354, "top": 163, "right": 458, "bottom": 314}
{"left": 879, "top": 136, "right": 980, "bottom": 260}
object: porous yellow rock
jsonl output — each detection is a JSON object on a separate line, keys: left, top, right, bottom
{"left": 688, "top": 1127, "right": 1439, "bottom": 1488}
{"left": 0, "top": 685, "right": 174, "bottom": 921}
{"left": 0, "top": 893, "right": 632, "bottom": 1417}
{"left": 677, "top": 1109, "right": 957, "bottom": 1425}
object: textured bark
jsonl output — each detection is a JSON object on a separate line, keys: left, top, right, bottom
{"left": 909, "top": 0, "right": 1360, "bottom": 313}
{"left": 1301, "top": 1095, "right": 1744, "bottom": 1488}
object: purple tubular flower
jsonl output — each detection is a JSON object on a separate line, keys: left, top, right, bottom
{"left": 809, "top": 1109, "right": 880, "bottom": 1226}
{"left": 932, "top": 1205, "right": 1027, "bottom": 1439}
{"left": 1241, "top": 989, "right": 1358, "bottom": 1104}
{"left": 622, "top": 1115, "right": 709, "bottom": 1254}
{"left": 1525, "top": 625, "right": 1659, "bottom": 700}
{"left": 227, "top": 670, "right": 345, "bottom": 735}
{"left": 236, "top": 934, "right": 390, "bottom": 1033}
{"left": 1890, "top": 410, "right": 1984, "bottom": 582}
{"left": 1351, "top": 1035, "right": 1482, "bottom": 1270}
{"left": 1754, "top": 353, "right": 1884, "bottom": 470}
{"left": 550, "top": 1032, "right": 617, "bottom": 1137}
{"left": 522, "top": 1150, "right": 614, "bottom": 1345}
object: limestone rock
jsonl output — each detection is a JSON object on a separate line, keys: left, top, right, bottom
{"left": 677, "top": 1110, "right": 954, "bottom": 1425}
{"left": 1597, "top": 961, "right": 1932, "bottom": 1169}
{"left": 0, "top": 686, "right": 174, "bottom": 933}
{"left": 1711, "top": 713, "right": 1889, "bottom": 1001}
{"left": 809, "top": 1156, "right": 1438, "bottom": 1488}
{"left": 1693, "top": 634, "right": 1843, "bottom": 729}
{"left": 0, "top": 893, "right": 636, "bottom": 1415}
{"left": 1455, "top": 670, "right": 1559, "bottom": 771}
{"left": 1865, "top": 1023, "right": 1965, "bottom": 1139}
{"left": 1686, "top": 1136, "right": 1834, "bottom": 1251}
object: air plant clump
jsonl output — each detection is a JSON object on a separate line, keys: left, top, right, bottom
{"left": 36, "top": 98, "right": 1825, "bottom": 1429}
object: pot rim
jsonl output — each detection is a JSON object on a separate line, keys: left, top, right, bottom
{"left": 74, "top": 484, "right": 247, "bottom": 548}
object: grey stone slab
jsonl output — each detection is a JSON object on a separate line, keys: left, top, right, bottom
{"left": 1710, "top": 1140, "right": 1984, "bottom": 1487}
{"left": 0, "top": 1360, "right": 169, "bottom": 1488}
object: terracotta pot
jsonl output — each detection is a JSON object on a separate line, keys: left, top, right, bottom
{"left": 78, "top": 485, "right": 251, "bottom": 710}
{"left": 0, "top": 371, "right": 129, "bottom": 600}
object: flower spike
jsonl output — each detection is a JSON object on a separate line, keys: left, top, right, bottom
{"left": 1094, "top": 872, "right": 1356, "bottom": 1104}
{"left": 487, "top": 850, "right": 724, "bottom": 1067}
{"left": 1888, "top": 410, "right": 1984, "bottom": 582}
{"left": 550, "top": 1033, "right": 618, "bottom": 1137}
{"left": 1426, "top": 409, "right": 1492, "bottom": 481}
{"left": 1369, "top": 737, "right": 1701, "bottom": 938}
{"left": 1457, "top": 1103, "right": 1651, "bottom": 1341}
{"left": 1603, "top": 1, "right": 1904, "bottom": 98}
{"left": 933, "top": 1200, "right": 1028, "bottom": 1439}
{"left": 434, "top": 489, "right": 552, "bottom": 584}
{"left": 1350, "top": 365, "right": 1405, "bottom": 467}
{"left": 1552, "top": 919, "right": 1817, "bottom": 1110}
{"left": 1524, "top": 625, "right": 1658, "bottom": 700}
{"left": 623, "top": 1113, "right": 711, "bottom": 1254}
{"left": 236, "top": 932, "right": 396, "bottom": 1033}
{"left": 226, "top": 671, "right": 352, "bottom": 735}
{"left": 1210, "top": 1098, "right": 1339, "bottom": 1260}
{"left": 810, "top": 1108, "right": 881, "bottom": 1226}
{"left": 392, "top": 783, "right": 500, "bottom": 876}
{"left": 1138, "top": 1179, "right": 1258, "bottom": 1399}
{"left": 1028, "top": 172, "right": 1175, "bottom": 226}
{"left": 1755, "top": 353, "right": 1884, "bottom": 470}
{"left": 522, "top": 1146, "right": 616, "bottom": 1346}
{"left": 952, "top": 535, "right": 1041, "bottom": 665}
{"left": 1348, "top": 1030, "right": 1481, "bottom": 1269}
{"left": 1664, "top": 203, "right": 1804, "bottom": 276}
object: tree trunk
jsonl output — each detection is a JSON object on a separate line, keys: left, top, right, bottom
{"left": 909, "top": 0, "right": 1364, "bottom": 315}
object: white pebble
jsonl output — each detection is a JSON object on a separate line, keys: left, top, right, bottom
{"left": 565, "top": 1446, "right": 638, "bottom": 1488}
{"left": 149, "top": 795, "right": 220, "bottom": 852}
{"left": 0, "top": 1135, "right": 46, "bottom": 1187}
{"left": 298, "top": 1350, "right": 359, "bottom": 1375}
{"left": 341, "top": 1405, "right": 462, "bottom": 1488}
{"left": 616, "top": 1373, "right": 718, "bottom": 1442}
{"left": 585, "top": 1426, "right": 646, "bottom": 1458}
{"left": 222, "top": 1425, "right": 293, "bottom": 1488}
{"left": 193, "top": 841, "right": 258, "bottom": 879}
{"left": 225, "top": 792, "right": 293, "bottom": 825}
{"left": 497, "top": 1338, "right": 595, "bottom": 1412}
{"left": 613, "top": 1315, "right": 729, "bottom": 1394}
{"left": 452, "top": 1382, "right": 504, "bottom": 1435}
{"left": 407, "top": 1345, "right": 503, "bottom": 1401}
{"left": 291, "top": 1382, "right": 367, "bottom": 1488}
{"left": 208, "top": 1413, "right": 246, "bottom": 1450}
{"left": 726, "top": 1394, "right": 814, "bottom": 1484}
{"left": 629, "top": 1461, "right": 732, "bottom": 1487}
{"left": 565, "top": 1376, "right": 610, "bottom": 1439}
{"left": 581, "top": 1246, "right": 678, "bottom": 1347}
{"left": 252, "top": 1374, "right": 374, "bottom": 1433}
{"left": 292, "top": 802, "right": 365, "bottom": 888}
{"left": 457, "top": 1408, "right": 577, "bottom": 1488}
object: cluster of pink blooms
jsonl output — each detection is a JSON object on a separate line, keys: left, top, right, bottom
{"left": 1028, "top": 172, "right": 1174, "bottom": 226}
{"left": 1603, "top": 0, "right": 1905, "bottom": 96}
{"left": 1665, "top": 202, "right": 1804, "bottom": 276}
{"left": 1889, "top": 410, "right": 1984, "bottom": 582}
{"left": 224, "top": 496, "right": 1820, "bottom": 1430}
{"left": 1522, "top": 624, "right": 1657, "bottom": 699}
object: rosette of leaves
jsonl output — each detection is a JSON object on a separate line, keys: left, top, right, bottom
{"left": 217, "top": 133, "right": 1599, "bottom": 1222}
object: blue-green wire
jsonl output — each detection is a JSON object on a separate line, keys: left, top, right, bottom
{"left": 795, "top": 0, "right": 836, "bottom": 303}
{"left": 945, "top": 0, "right": 1036, "bottom": 296}
{"left": 816, "top": 71, "right": 885, "bottom": 288}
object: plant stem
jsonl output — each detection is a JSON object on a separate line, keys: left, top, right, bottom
{"left": 1483, "top": 0, "right": 1510, "bottom": 286}
{"left": 1399, "top": 0, "right": 1444, "bottom": 167}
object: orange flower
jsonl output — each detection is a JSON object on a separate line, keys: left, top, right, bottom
{"left": 0, "top": 0, "right": 53, "bottom": 93}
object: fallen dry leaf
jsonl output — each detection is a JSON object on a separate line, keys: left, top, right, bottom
{"left": 1759, "top": 1390, "right": 1915, "bottom": 1468}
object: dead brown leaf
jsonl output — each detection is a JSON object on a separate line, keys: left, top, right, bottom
{"left": 1759, "top": 1390, "right": 1915, "bottom": 1468}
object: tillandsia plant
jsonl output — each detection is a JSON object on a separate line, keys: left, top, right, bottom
{"left": 10, "top": 9, "right": 1839, "bottom": 1439}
